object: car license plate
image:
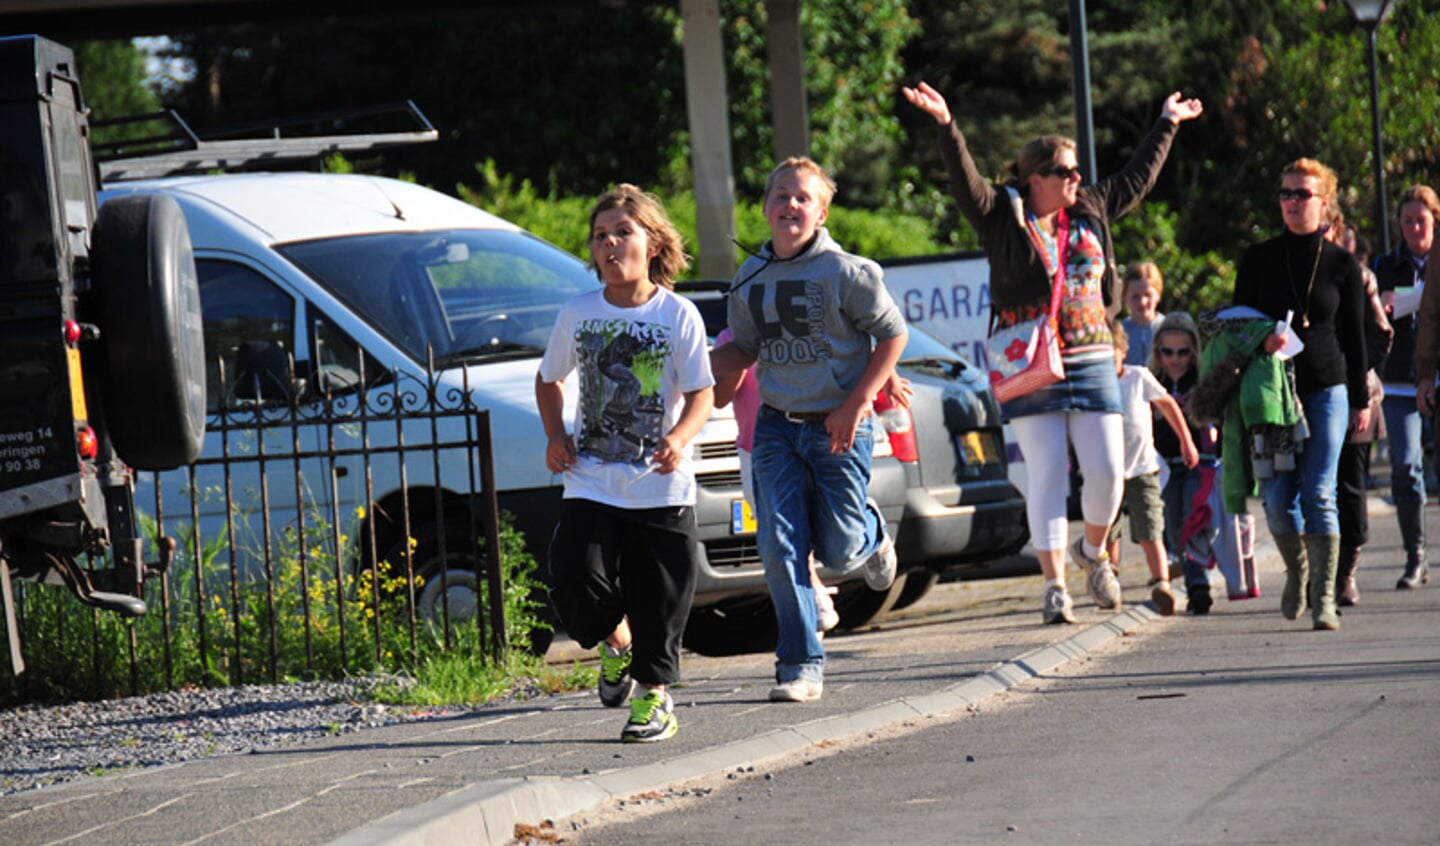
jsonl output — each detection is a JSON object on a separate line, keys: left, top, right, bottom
{"left": 956, "top": 431, "right": 1002, "bottom": 466}
{"left": 731, "top": 498, "right": 757, "bottom": 534}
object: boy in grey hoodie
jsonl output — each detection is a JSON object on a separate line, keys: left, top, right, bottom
{"left": 711, "top": 157, "right": 907, "bottom": 703}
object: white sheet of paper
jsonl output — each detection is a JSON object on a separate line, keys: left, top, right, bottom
{"left": 1392, "top": 286, "right": 1423, "bottom": 319}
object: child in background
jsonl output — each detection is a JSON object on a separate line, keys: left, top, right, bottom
{"left": 536, "top": 185, "right": 714, "bottom": 743}
{"left": 1122, "top": 262, "right": 1166, "bottom": 367}
{"left": 713, "top": 327, "right": 840, "bottom": 634}
{"left": 711, "top": 156, "right": 907, "bottom": 704}
{"left": 1107, "top": 320, "right": 1198, "bottom": 615}
{"left": 1148, "top": 312, "right": 1218, "bottom": 612}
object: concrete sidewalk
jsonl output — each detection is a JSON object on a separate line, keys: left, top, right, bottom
{"left": 0, "top": 529, "right": 1285, "bottom": 846}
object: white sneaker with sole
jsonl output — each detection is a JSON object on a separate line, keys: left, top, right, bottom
{"left": 1041, "top": 584, "right": 1076, "bottom": 624}
{"left": 864, "top": 532, "right": 897, "bottom": 591}
{"left": 1071, "top": 538, "right": 1123, "bottom": 610}
{"left": 769, "top": 678, "right": 823, "bottom": 702}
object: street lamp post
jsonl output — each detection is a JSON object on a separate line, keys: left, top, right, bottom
{"left": 1344, "top": 0, "right": 1398, "bottom": 254}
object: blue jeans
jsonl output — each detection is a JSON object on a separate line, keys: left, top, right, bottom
{"left": 1161, "top": 462, "right": 1199, "bottom": 563}
{"left": 752, "top": 407, "right": 883, "bottom": 684}
{"left": 1381, "top": 395, "right": 1430, "bottom": 555}
{"left": 1261, "top": 385, "right": 1348, "bottom": 537}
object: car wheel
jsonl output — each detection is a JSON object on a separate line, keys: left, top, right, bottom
{"left": 378, "top": 525, "right": 553, "bottom": 657}
{"left": 91, "top": 192, "right": 206, "bottom": 470}
{"left": 889, "top": 569, "right": 939, "bottom": 611}
{"left": 682, "top": 600, "right": 777, "bottom": 657}
{"left": 832, "top": 575, "right": 908, "bottom": 629}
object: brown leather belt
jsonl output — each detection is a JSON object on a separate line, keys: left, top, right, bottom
{"left": 769, "top": 406, "right": 831, "bottom": 424}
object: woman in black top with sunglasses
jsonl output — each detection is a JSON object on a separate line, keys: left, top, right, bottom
{"left": 1232, "top": 158, "right": 1368, "bottom": 631}
{"left": 903, "top": 80, "right": 1202, "bottom": 626}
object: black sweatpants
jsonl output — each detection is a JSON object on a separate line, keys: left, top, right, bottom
{"left": 547, "top": 498, "right": 699, "bottom": 687}
{"left": 1337, "top": 440, "right": 1371, "bottom": 551}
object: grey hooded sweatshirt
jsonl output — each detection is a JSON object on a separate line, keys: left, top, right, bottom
{"left": 725, "top": 227, "right": 907, "bottom": 414}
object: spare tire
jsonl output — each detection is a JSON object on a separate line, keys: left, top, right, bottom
{"left": 91, "top": 193, "right": 206, "bottom": 470}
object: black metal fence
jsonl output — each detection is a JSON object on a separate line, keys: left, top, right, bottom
{"left": 14, "top": 357, "right": 511, "bottom": 696}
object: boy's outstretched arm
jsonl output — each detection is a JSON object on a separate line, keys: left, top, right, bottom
{"left": 829, "top": 332, "right": 907, "bottom": 453}
{"left": 1152, "top": 394, "right": 1199, "bottom": 469}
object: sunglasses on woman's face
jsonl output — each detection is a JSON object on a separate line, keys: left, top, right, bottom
{"left": 1159, "top": 346, "right": 1193, "bottom": 358}
{"left": 1038, "top": 164, "right": 1081, "bottom": 180}
{"left": 1277, "top": 187, "right": 1316, "bottom": 202}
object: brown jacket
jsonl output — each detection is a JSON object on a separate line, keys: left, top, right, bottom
{"left": 934, "top": 116, "right": 1179, "bottom": 325}
{"left": 1418, "top": 242, "right": 1440, "bottom": 388}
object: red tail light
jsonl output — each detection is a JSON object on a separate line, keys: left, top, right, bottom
{"left": 63, "top": 319, "right": 82, "bottom": 345}
{"left": 873, "top": 391, "right": 918, "bottom": 463}
{"left": 76, "top": 426, "right": 98, "bottom": 460}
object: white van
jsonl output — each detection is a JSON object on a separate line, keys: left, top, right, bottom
{"left": 100, "top": 171, "right": 905, "bottom": 651}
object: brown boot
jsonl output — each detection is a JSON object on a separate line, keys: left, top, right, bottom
{"left": 1274, "top": 534, "right": 1308, "bottom": 621}
{"left": 1336, "top": 543, "right": 1361, "bottom": 607}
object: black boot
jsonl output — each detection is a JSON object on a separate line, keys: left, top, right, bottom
{"left": 1396, "top": 555, "right": 1430, "bottom": 590}
{"left": 1336, "top": 543, "right": 1361, "bottom": 607}
{"left": 1187, "top": 583, "right": 1212, "bottom": 615}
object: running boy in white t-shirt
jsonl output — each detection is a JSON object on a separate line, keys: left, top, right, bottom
{"left": 536, "top": 185, "right": 714, "bottom": 743}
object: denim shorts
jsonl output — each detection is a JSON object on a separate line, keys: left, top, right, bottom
{"left": 1000, "top": 355, "right": 1122, "bottom": 422}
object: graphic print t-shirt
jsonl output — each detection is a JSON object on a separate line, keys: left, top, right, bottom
{"left": 538, "top": 287, "right": 713, "bottom": 508}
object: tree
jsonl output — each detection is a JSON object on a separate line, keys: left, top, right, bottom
{"left": 73, "top": 39, "right": 160, "bottom": 138}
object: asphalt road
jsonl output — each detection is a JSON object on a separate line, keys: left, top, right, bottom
{"left": 557, "top": 505, "right": 1440, "bottom": 846}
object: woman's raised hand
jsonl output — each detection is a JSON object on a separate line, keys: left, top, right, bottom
{"left": 1161, "top": 91, "right": 1204, "bottom": 124}
{"left": 902, "top": 81, "right": 952, "bottom": 126}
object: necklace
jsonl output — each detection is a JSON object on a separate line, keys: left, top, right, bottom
{"left": 1284, "top": 234, "right": 1323, "bottom": 328}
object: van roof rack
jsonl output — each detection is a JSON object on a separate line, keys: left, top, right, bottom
{"left": 94, "top": 100, "right": 437, "bottom": 182}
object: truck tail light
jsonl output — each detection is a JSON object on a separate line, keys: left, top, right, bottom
{"left": 64, "top": 319, "right": 82, "bottom": 345}
{"left": 76, "top": 426, "right": 98, "bottom": 460}
{"left": 874, "top": 391, "right": 918, "bottom": 463}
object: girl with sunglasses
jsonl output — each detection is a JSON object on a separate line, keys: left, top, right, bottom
{"left": 1232, "top": 158, "right": 1369, "bottom": 630}
{"left": 902, "top": 80, "right": 1203, "bottom": 624}
{"left": 1148, "top": 313, "right": 1221, "bottom": 611}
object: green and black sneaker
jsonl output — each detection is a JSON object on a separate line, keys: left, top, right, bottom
{"left": 598, "top": 643, "right": 635, "bottom": 708}
{"left": 621, "top": 688, "right": 678, "bottom": 743}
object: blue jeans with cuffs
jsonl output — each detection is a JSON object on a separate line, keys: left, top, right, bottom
{"left": 751, "top": 406, "right": 884, "bottom": 685}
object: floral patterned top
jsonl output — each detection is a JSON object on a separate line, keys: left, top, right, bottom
{"left": 992, "top": 215, "right": 1114, "bottom": 364}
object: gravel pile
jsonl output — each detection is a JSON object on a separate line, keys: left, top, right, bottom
{"left": 0, "top": 676, "right": 547, "bottom": 796}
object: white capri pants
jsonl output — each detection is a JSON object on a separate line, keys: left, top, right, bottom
{"left": 1010, "top": 411, "right": 1124, "bottom": 552}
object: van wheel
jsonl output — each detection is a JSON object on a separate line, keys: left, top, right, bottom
{"left": 378, "top": 525, "right": 553, "bottom": 657}
{"left": 890, "top": 569, "right": 939, "bottom": 611}
{"left": 682, "top": 600, "right": 777, "bottom": 657}
{"left": 832, "top": 575, "right": 908, "bottom": 629}
{"left": 91, "top": 193, "right": 206, "bottom": 470}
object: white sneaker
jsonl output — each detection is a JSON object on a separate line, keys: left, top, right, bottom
{"left": 864, "top": 532, "right": 898, "bottom": 591}
{"left": 814, "top": 585, "right": 840, "bottom": 632}
{"left": 1041, "top": 584, "right": 1076, "bottom": 624}
{"left": 1071, "top": 538, "right": 1123, "bottom": 610}
{"left": 769, "top": 678, "right": 823, "bottom": 702}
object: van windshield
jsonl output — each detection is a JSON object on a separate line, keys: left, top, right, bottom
{"left": 280, "top": 228, "right": 599, "bottom": 363}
